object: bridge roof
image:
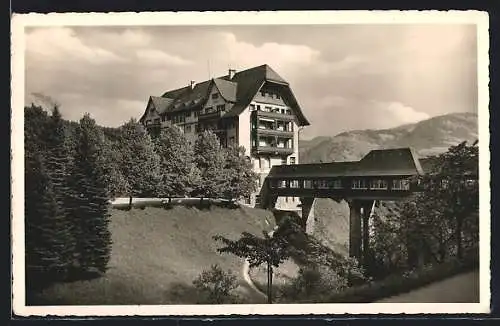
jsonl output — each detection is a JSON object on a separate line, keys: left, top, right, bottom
{"left": 268, "top": 147, "right": 425, "bottom": 179}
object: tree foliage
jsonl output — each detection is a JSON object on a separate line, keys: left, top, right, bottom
{"left": 154, "top": 126, "right": 200, "bottom": 198}
{"left": 119, "top": 119, "right": 161, "bottom": 201}
{"left": 193, "top": 130, "right": 227, "bottom": 199}
{"left": 222, "top": 146, "right": 258, "bottom": 201}
{"left": 67, "top": 114, "right": 112, "bottom": 273}
{"left": 192, "top": 264, "right": 239, "bottom": 304}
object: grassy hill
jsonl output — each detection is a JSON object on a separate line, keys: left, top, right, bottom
{"left": 30, "top": 205, "right": 275, "bottom": 305}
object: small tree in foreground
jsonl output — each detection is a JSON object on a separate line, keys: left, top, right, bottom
{"left": 193, "top": 264, "right": 239, "bottom": 304}
{"left": 213, "top": 224, "right": 291, "bottom": 304}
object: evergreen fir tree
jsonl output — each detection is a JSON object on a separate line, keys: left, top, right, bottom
{"left": 68, "top": 114, "right": 112, "bottom": 273}
{"left": 154, "top": 126, "right": 200, "bottom": 199}
{"left": 193, "top": 130, "right": 227, "bottom": 200}
{"left": 43, "top": 106, "right": 76, "bottom": 275}
{"left": 25, "top": 150, "right": 69, "bottom": 285}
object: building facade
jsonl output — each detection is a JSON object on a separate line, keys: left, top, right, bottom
{"left": 139, "top": 64, "right": 310, "bottom": 210}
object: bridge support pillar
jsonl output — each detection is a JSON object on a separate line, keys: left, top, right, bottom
{"left": 361, "top": 200, "right": 375, "bottom": 268}
{"left": 348, "top": 199, "right": 375, "bottom": 266}
{"left": 300, "top": 197, "right": 315, "bottom": 233}
{"left": 348, "top": 200, "right": 362, "bottom": 261}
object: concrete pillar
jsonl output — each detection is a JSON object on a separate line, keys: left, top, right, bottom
{"left": 300, "top": 197, "right": 315, "bottom": 232}
{"left": 360, "top": 200, "right": 375, "bottom": 268}
{"left": 348, "top": 200, "right": 362, "bottom": 261}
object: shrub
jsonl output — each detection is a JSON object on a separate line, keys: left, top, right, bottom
{"left": 192, "top": 264, "right": 240, "bottom": 304}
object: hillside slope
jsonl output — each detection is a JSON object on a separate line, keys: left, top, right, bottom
{"left": 31, "top": 206, "right": 275, "bottom": 305}
{"left": 303, "top": 112, "right": 478, "bottom": 252}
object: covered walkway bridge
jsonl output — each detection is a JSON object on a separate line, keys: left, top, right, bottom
{"left": 258, "top": 147, "right": 432, "bottom": 264}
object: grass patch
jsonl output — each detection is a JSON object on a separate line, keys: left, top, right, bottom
{"left": 29, "top": 205, "right": 275, "bottom": 305}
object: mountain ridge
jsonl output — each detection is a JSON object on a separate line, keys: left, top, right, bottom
{"left": 299, "top": 112, "right": 478, "bottom": 164}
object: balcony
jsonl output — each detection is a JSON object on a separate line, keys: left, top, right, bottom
{"left": 254, "top": 110, "right": 295, "bottom": 121}
{"left": 198, "top": 110, "right": 223, "bottom": 120}
{"left": 254, "top": 128, "right": 293, "bottom": 138}
{"left": 252, "top": 146, "right": 294, "bottom": 155}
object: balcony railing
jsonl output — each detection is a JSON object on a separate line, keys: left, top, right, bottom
{"left": 254, "top": 128, "right": 294, "bottom": 138}
{"left": 252, "top": 146, "right": 294, "bottom": 155}
{"left": 254, "top": 110, "right": 295, "bottom": 121}
{"left": 198, "top": 110, "right": 223, "bottom": 120}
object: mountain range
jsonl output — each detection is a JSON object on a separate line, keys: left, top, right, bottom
{"left": 299, "top": 112, "right": 478, "bottom": 164}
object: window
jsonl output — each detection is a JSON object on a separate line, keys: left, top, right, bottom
{"left": 352, "top": 179, "right": 367, "bottom": 189}
{"left": 186, "top": 111, "right": 191, "bottom": 118}
{"left": 370, "top": 179, "right": 388, "bottom": 190}
{"left": 281, "top": 157, "right": 287, "bottom": 165}
{"left": 256, "top": 105, "right": 261, "bottom": 111}
{"left": 161, "top": 116, "right": 166, "bottom": 122}
{"left": 250, "top": 104, "right": 256, "bottom": 111}
{"left": 217, "top": 104, "right": 225, "bottom": 111}
{"left": 229, "top": 136, "right": 235, "bottom": 145}
{"left": 278, "top": 180, "right": 287, "bottom": 188}
{"left": 265, "top": 106, "right": 272, "bottom": 112}
{"left": 290, "top": 180, "right": 300, "bottom": 188}
{"left": 304, "top": 180, "right": 313, "bottom": 189}
{"left": 153, "top": 118, "right": 160, "bottom": 124}
{"left": 194, "top": 110, "right": 200, "bottom": 117}
{"left": 205, "top": 107, "right": 213, "bottom": 114}
{"left": 261, "top": 91, "right": 266, "bottom": 97}
{"left": 329, "top": 179, "right": 342, "bottom": 189}
{"left": 185, "top": 125, "right": 192, "bottom": 133}
{"left": 212, "top": 93, "right": 219, "bottom": 100}
{"left": 392, "top": 179, "right": 410, "bottom": 190}
{"left": 276, "top": 94, "right": 281, "bottom": 100}
{"left": 318, "top": 180, "right": 329, "bottom": 189}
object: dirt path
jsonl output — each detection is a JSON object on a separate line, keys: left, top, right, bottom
{"left": 239, "top": 260, "right": 267, "bottom": 303}
{"left": 377, "top": 270, "right": 480, "bottom": 303}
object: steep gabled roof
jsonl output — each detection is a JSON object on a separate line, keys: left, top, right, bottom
{"left": 213, "top": 78, "right": 237, "bottom": 102}
{"left": 267, "top": 147, "right": 425, "bottom": 179}
{"left": 224, "top": 64, "right": 310, "bottom": 126}
{"left": 151, "top": 96, "right": 174, "bottom": 114}
{"left": 141, "top": 64, "right": 310, "bottom": 126}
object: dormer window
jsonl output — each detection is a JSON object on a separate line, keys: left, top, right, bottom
{"left": 212, "top": 93, "right": 219, "bottom": 100}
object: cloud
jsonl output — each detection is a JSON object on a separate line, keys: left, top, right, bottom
{"left": 135, "top": 49, "right": 193, "bottom": 66}
{"left": 26, "top": 27, "right": 125, "bottom": 65}
{"left": 301, "top": 96, "right": 430, "bottom": 139}
{"left": 218, "top": 32, "right": 320, "bottom": 75}
{"left": 376, "top": 101, "right": 430, "bottom": 125}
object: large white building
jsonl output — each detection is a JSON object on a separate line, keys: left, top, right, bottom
{"left": 139, "top": 64, "right": 310, "bottom": 210}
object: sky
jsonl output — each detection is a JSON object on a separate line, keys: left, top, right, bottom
{"left": 24, "top": 24, "right": 478, "bottom": 139}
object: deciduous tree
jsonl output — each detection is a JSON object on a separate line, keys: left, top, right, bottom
{"left": 119, "top": 119, "right": 161, "bottom": 209}
{"left": 154, "top": 126, "right": 200, "bottom": 200}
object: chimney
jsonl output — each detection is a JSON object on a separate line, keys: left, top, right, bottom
{"left": 189, "top": 80, "right": 195, "bottom": 89}
{"left": 228, "top": 69, "right": 236, "bottom": 79}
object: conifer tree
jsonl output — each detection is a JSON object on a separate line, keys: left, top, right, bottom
{"left": 25, "top": 151, "right": 70, "bottom": 284}
{"left": 193, "top": 130, "right": 226, "bottom": 200}
{"left": 68, "top": 114, "right": 112, "bottom": 273}
{"left": 154, "top": 125, "right": 200, "bottom": 200}
{"left": 42, "top": 106, "right": 76, "bottom": 275}
{"left": 222, "top": 146, "right": 258, "bottom": 202}
{"left": 119, "top": 119, "right": 161, "bottom": 208}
